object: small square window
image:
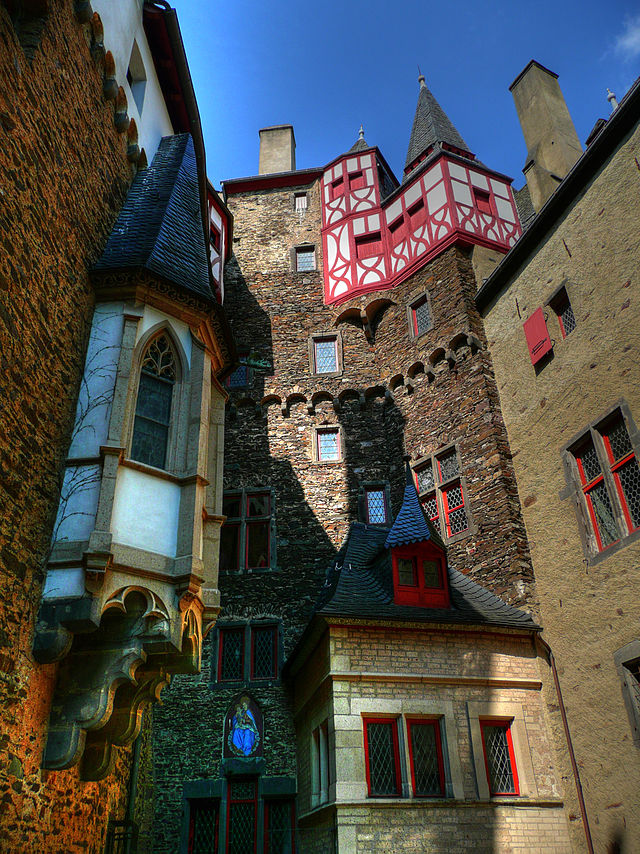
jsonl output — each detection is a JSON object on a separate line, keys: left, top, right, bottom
{"left": 407, "top": 198, "right": 425, "bottom": 228}
{"left": 409, "top": 294, "right": 432, "bottom": 337}
{"left": 330, "top": 177, "right": 344, "bottom": 200}
{"left": 317, "top": 428, "right": 340, "bottom": 462}
{"left": 296, "top": 246, "right": 315, "bottom": 272}
{"left": 480, "top": 721, "right": 519, "bottom": 796}
{"left": 473, "top": 187, "right": 493, "bottom": 215}
{"left": 349, "top": 170, "right": 366, "bottom": 191}
{"left": 294, "top": 192, "right": 308, "bottom": 212}
{"left": 314, "top": 338, "right": 338, "bottom": 374}
{"left": 210, "top": 224, "right": 221, "bottom": 253}
{"left": 355, "top": 232, "right": 382, "bottom": 260}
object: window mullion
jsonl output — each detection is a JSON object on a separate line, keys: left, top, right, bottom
{"left": 595, "top": 431, "right": 628, "bottom": 536}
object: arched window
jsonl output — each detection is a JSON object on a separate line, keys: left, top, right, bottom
{"left": 131, "top": 335, "right": 176, "bottom": 469}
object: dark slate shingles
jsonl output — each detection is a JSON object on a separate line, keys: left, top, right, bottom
{"left": 93, "top": 134, "right": 213, "bottom": 302}
{"left": 405, "top": 80, "right": 469, "bottom": 175}
{"left": 385, "top": 480, "right": 445, "bottom": 550}
{"left": 316, "top": 522, "right": 538, "bottom": 631}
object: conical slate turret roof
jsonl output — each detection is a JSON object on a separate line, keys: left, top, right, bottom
{"left": 93, "top": 133, "right": 214, "bottom": 302}
{"left": 385, "top": 460, "right": 445, "bottom": 550}
{"left": 404, "top": 75, "right": 469, "bottom": 176}
{"left": 348, "top": 124, "right": 369, "bottom": 153}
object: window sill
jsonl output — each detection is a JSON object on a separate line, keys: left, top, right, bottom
{"left": 121, "top": 456, "right": 209, "bottom": 487}
{"left": 585, "top": 525, "right": 640, "bottom": 566}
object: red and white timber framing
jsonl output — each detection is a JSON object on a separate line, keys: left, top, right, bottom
{"left": 321, "top": 148, "right": 521, "bottom": 305}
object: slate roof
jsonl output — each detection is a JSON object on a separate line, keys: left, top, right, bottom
{"left": 385, "top": 462, "right": 445, "bottom": 550}
{"left": 93, "top": 134, "right": 214, "bottom": 303}
{"left": 405, "top": 77, "right": 469, "bottom": 176}
{"left": 315, "top": 523, "right": 539, "bottom": 631}
{"left": 514, "top": 184, "right": 536, "bottom": 230}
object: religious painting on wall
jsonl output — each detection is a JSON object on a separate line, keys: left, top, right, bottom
{"left": 223, "top": 694, "right": 263, "bottom": 758}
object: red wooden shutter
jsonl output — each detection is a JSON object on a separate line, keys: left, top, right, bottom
{"left": 523, "top": 307, "right": 552, "bottom": 365}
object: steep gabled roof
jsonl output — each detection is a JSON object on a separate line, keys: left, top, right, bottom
{"left": 385, "top": 461, "right": 445, "bottom": 550}
{"left": 315, "top": 522, "right": 538, "bottom": 630}
{"left": 93, "top": 134, "right": 213, "bottom": 303}
{"left": 348, "top": 125, "right": 370, "bottom": 153}
{"left": 405, "top": 76, "right": 469, "bottom": 175}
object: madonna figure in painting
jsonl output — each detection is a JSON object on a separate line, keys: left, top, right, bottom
{"left": 228, "top": 695, "right": 260, "bottom": 757}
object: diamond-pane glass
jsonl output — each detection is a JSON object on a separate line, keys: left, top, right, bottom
{"left": 189, "top": 801, "right": 218, "bottom": 854}
{"left": 579, "top": 441, "right": 602, "bottom": 482}
{"left": 227, "top": 364, "right": 249, "bottom": 388}
{"left": 366, "top": 722, "right": 398, "bottom": 795}
{"left": 228, "top": 802, "right": 255, "bottom": 854}
{"left": 266, "top": 801, "right": 293, "bottom": 854}
{"left": 314, "top": 339, "right": 337, "bottom": 373}
{"left": 422, "top": 493, "right": 439, "bottom": 524}
{"left": 606, "top": 418, "right": 633, "bottom": 462}
{"left": 438, "top": 451, "right": 459, "bottom": 482}
{"left": 131, "top": 371, "right": 173, "bottom": 468}
{"left": 628, "top": 660, "right": 640, "bottom": 710}
{"left": 618, "top": 459, "right": 640, "bottom": 528}
{"left": 416, "top": 464, "right": 435, "bottom": 492}
{"left": 448, "top": 506, "right": 468, "bottom": 535}
{"left": 588, "top": 481, "right": 619, "bottom": 546}
{"left": 220, "top": 630, "right": 243, "bottom": 680}
{"left": 366, "top": 489, "right": 387, "bottom": 524}
{"left": 296, "top": 249, "right": 314, "bottom": 271}
{"left": 252, "top": 627, "right": 276, "bottom": 679}
{"left": 410, "top": 723, "right": 442, "bottom": 796}
{"left": 560, "top": 300, "right": 576, "bottom": 336}
{"left": 231, "top": 780, "right": 255, "bottom": 799}
{"left": 483, "top": 725, "right": 516, "bottom": 794}
{"left": 413, "top": 298, "right": 432, "bottom": 335}
{"left": 318, "top": 430, "right": 340, "bottom": 461}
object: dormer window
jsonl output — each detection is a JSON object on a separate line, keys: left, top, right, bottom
{"left": 391, "top": 541, "right": 449, "bottom": 608}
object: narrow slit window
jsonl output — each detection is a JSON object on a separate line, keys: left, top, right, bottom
{"left": 131, "top": 335, "right": 176, "bottom": 470}
{"left": 363, "top": 718, "right": 401, "bottom": 797}
{"left": 550, "top": 287, "right": 576, "bottom": 338}
{"left": 480, "top": 721, "right": 519, "bottom": 796}
{"left": 365, "top": 488, "right": 388, "bottom": 524}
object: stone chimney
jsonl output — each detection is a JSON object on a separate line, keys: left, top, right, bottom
{"left": 258, "top": 125, "right": 296, "bottom": 175}
{"left": 510, "top": 61, "right": 582, "bottom": 212}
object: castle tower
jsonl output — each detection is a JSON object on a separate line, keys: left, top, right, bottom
{"left": 149, "top": 76, "right": 571, "bottom": 853}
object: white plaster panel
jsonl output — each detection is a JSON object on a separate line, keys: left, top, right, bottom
{"left": 327, "top": 232, "right": 338, "bottom": 267}
{"left": 69, "top": 302, "right": 124, "bottom": 459}
{"left": 422, "top": 161, "right": 443, "bottom": 191}
{"left": 385, "top": 199, "right": 402, "bottom": 223}
{"left": 92, "top": 0, "right": 173, "bottom": 160}
{"left": 448, "top": 162, "right": 467, "bottom": 180}
{"left": 469, "top": 171, "right": 489, "bottom": 190}
{"left": 426, "top": 183, "right": 447, "bottom": 212}
{"left": 333, "top": 282, "right": 348, "bottom": 297}
{"left": 365, "top": 169, "right": 373, "bottom": 185}
{"left": 403, "top": 182, "right": 422, "bottom": 207}
{"left": 137, "top": 306, "right": 192, "bottom": 367}
{"left": 53, "top": 464, "right": 102, "bottom": 544}
{"left": 353, "top": 218, "right": 366, "bottom": 236}
{"left": 111, "top": 467, "right": 180, "bottom": 557}
{"left": 43, "top": 567, "right": 85, "bottom": 600}
{"left": 323, "top": 185, "right": 329, "bottom": 203}
{"left": 496, "top": 197, "right": 516, "bottom": 222}
{"left": 490, "top": 178, "right": 509, "bottom": 198}
{"left": 361, "top": 154, "right": 372, "bottom": 167}
{"left": 452, "top": 180, "right": 473, "bottom": 205}
{"left": 338, "top": 224, "right": 350, "bottom": 260}
{"left": 346, "top": 158, "right": 358, "bottom": 172}
{"left": 368, "top": 214, "right": 380, "bottom": 230}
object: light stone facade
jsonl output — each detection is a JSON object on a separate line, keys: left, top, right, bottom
{"left": 479, "top": 91, "right": 640, "bottom": 853}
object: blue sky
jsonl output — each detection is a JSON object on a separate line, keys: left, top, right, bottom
{"left": 170, "top": 0, "right": 640, "bottom": 191}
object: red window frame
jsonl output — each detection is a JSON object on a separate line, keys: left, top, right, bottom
{"left": 441, "top": 482, "right": 468, "bottom": 538}
{"left": 313, "top": 337, "right": 338, "bottom": 374}
{"left": 601, "top": 417, "right": 640, "bottom": 535}
{"left": 480, "top": 720, "right": 519, "bottom": 796}
{"left": 406, "top": 719, "right": 445, "bottom": 797}
{"left": 407, "top": 198, "right": 425, "bottom": 230}
{"left": 226, "top": 779, "right": 258, "bottom": 854}
{"left": 362, "top": 717, "right": 402, "bottom": 797}
{"left": 316, "top": 428, "right": 341, "bottom": 462}
{"left": 411, "top": 295, "right": 431, "bottom": 337}
{"left": 250, "top": 625, "right": 277, "bottom": 680}
{"left": 388, "top": 215, "right": 405, "bottom": 243}
{"left": 210, "top": 224, "right": 221, "bottom": 253}
{"left": 264, "top": 800, "right": 296, "bottom": 854}
{"left": 355, "top": 232, "right": 382, "bottom": 259}
{"left": 391, "top": 541, "right": 449, "bottom": 608}
{"left": 575, "top": 439, "right": 619, "bottom": 552}
{"left": 187, "top": 799, "right": 219, "bottom": 854}
{"left": 330, "top": 176, "right": 344, "bottom": 200}
{"left": 473, "top": 187, "right": 494, "bottom": 216}
{"left": 217, "top": 627, "right": 245, "bottom": 682}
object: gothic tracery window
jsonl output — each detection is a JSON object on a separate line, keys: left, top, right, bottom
{"left": 131, "top": 334, "right": 177, "bottom": 469}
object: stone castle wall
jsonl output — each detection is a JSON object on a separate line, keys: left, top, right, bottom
{"left": 0, "top": 2, "right": 135, "bottom": 850}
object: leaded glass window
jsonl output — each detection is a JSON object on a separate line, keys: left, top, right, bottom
{"left": 131, "top": 334, "right": 176, "bottom": 469}
{"left": 296, "top": 247, "right": 315, "bottom": 272}
{"left": 413, "top": 447, "right": 468, "bottom": 541}
{"left": 411, "top": 295, "right": 432, "bottom": 337}
{"left": 314, "top": 338, "right": 337, "bottom": 374}
{"left": 317, "top": 429, "right": 340, "bottom": 462}
{"left": 364, "top": 719, "right": 400, "bottom": 796}
{"left": 188, "top": 800, "right": 219, "bottom": 854}
{"left": 415, "top": 462, "right": 435, "bottom": 492}
{"left": 365, "top": 488, "right": 387, "bottom": 524}
{"left": 252, "top": 626, "right": 276, "bottom": 680}
{"left": 265, "top": 801, "right": 295, "bottom": 854}
{"left": 551, "top": 287, "right": 576, "bottom": 338}
{"left": 408, "top": 721, "right": 444, "bottom": 796}
{"left": 437, "top": 450, "right": 459, "bottom": 482}
{"left": 481, "top": 722, "right": 518, "bottom": 795}
{"left": 219, "top": 629, "right": 244, "bottom": 681}
{"left": 227, "top": 780, "right": 257, "bottom": 854}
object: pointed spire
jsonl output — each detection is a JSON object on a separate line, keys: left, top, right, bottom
{"left": 404, "top": 72, "right": 470, "bottom": 177}
{"left": 348, "top": 124, "right": 369, "bottom": 153}
{"left": 607, "top": 88, "right": 619, "bottom": 112}
{"left": 385, "top": 457, "right": 445, "bottom": 549}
